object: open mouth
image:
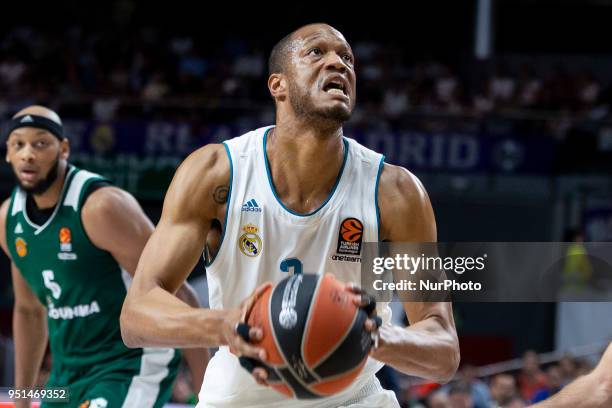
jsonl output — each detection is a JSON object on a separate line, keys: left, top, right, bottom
{"left": 19, "top": 169, "right": 38, "bottom": 181}
{"left": 323, "top": 79, "right": 348, "bottom": 96}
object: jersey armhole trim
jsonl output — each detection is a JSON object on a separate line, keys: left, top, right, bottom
{"left": 77, "top": 178, "right": 115, "bottom": 251}
{"left": 77, "top": 178, "right": 112, "bottom": 211}
{"left": 375, "top": 156, "right": 385, "bottom": 242}
{"left": 4, "top": 188, "right": 18, "bottom": 260}
{"left": 205, "top": 142, "right": 234, "bottom": 268}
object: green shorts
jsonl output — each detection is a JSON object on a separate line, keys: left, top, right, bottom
{"left": 42, "top": 348, "right": 180, "bottom": 408}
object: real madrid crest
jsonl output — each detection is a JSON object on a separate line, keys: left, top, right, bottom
{"left": 239, "top": 224, "right": 262, "bottom": 257}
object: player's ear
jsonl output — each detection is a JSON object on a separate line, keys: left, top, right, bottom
{"left": 60, "top": 138, "right": 70, "bottom": 161}
{"left": 268, "top": 73, "right": 287, "bottom": 102}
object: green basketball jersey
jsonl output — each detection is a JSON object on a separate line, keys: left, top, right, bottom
{"left": 6, "top": 165, "right": 142, "bottom": 367}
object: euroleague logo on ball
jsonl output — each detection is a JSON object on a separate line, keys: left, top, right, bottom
{"left": 279, "top": 274, "right": 302, "bottom": 329}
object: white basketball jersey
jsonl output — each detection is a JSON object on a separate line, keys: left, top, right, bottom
{"left": 199, "top": 126, "right": 394, "bottom": 408}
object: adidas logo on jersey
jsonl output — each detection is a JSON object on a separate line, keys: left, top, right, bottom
{"left": 14, "top": 222, "right": 23, "bottom": 234}
{"left": 242, "top": 199, "right": 262, "bottom": 212}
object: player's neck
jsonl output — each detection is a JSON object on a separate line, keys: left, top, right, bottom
{"left": 267, "top": 122, "right": 345, "bottom": 213}
{"left": 31, "top": 163, "right": 68, "bottom": 210}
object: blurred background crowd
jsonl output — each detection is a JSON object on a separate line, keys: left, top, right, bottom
{"left": 393, "top": 347, "right": 606, "bottom": 407}
{"left": 0, "top": 24, "right": 610, "bottom": 119}
{"left": 2, "top": 23, "right": 612, "bottom": 148}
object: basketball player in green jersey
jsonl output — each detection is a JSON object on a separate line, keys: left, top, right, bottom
{"left": 0, "top": 106, "right": 208, "bottom": 407}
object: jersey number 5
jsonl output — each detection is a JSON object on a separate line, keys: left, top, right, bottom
{"left": 42, "top": 270, "right": 62, "bottom": 299}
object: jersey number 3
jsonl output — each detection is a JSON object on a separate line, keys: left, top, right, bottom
{"left": 280, "top": 258, "right": 303, "bottom": 275}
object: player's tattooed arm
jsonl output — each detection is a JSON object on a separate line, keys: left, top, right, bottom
{"left": 370, "top": 163, "right": 460, "bottom": 383}
{"left": 212, "top": 185, "right": 229, "bottom": 204}
{"left": 121, "top": 144, "right": 226, "bottom": 348}
{"left": 120, "top": 144, "right": 267, "bottom": 363}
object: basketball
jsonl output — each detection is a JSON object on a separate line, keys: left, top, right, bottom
{"left": 243, "top": 273, "right": 373, "bottom": 399}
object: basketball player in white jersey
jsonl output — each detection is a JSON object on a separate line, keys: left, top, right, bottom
{"left": 121, "top": 23, "right": 460, "bottom": 407}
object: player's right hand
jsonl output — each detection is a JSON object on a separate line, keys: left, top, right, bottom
{"left": 223, "top": 283, "right": 272, "bottom": 363}
{"left": 344, "top": 282, "right": 382, "bottom": 348}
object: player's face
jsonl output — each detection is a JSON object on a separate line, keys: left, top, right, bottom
{"left": 6, "top": 128, "right": 66, "bottom": 194}
{"left": 287, "top": 27, "right": 356, "bottom": 123}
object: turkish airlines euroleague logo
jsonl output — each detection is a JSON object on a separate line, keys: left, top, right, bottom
{"left": 336, "top": 218, "right": 364, "bottom": 256}
{"left": 59, "top": 227, "right": 71, "bottom": 244}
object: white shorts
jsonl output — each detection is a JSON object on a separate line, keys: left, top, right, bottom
{"left": 197, "top": 375, "right": 399, "bottom": 408}
{"left": 333, "top": 376, "right": 400, "bottom": 408}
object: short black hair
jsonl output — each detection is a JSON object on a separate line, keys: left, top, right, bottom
{"left": 268, "top": 32, "right": 295, "bottom": 75}
{"left": 268, "top": 23, "right": 339, "bottom": 75}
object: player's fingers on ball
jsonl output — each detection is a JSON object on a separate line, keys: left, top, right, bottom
{"left": 253, "top": 367, "right": 269, "bottom": 385}
{"left": 350, "top": 292, "right": 373, "bottom": 309}
{"left": 344, "top": 283, "right": 368, "bottom": 308}
{"left": 238, "top": 339, "right": 267, "bottom": 361}
{"left": 364, "top": 316, "right": 383, "bottom": 332}
{"left": 235, "top": 322, "right": 252, "bottom": 342}
{"left": 253, "top": 375, "right": 267, "bottom": 386}
{"left": 344, "top": 282, "right": 365, "bottom": 294}
{"left": 248, "top": 325, "right": 263, "bottom": 341}
{"left": 361, "top": 294, "right": 377, "bottom": 316}
{"left": 358, "top": 294, "right": 369, "bottom": 307}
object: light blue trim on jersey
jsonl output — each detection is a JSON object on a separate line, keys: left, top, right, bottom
{"left": 205, "top": 143, "right": 233, "bottom": 267}
{"left": 262, "top": 128, "right": 349, "bottom": 217}
{"left": 375, "top": 155, "right": 385, "bottom": 242}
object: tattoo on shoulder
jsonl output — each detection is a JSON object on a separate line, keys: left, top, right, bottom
{"left": 213, "top": 185, "right": 229, "bottom": 204}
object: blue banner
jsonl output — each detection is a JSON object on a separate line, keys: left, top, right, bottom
{"left": 50, "top": 120, "right": 557, "bottom": 198}
{"left": 351, "top": 129, "right": 555, "bottom": 174}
